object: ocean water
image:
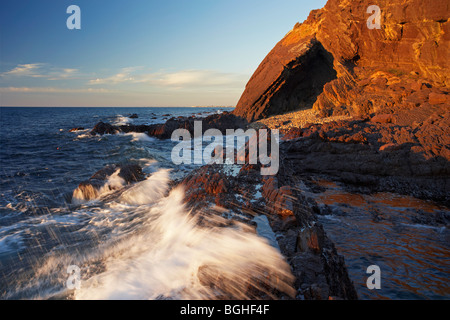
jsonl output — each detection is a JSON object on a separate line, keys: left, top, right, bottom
{"left": 0, "top": 107, "right": 295, "bottom": 300}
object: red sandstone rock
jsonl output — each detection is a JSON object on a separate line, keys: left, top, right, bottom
{"left": 233, "top": 0, "right": 449, "bottom": 121}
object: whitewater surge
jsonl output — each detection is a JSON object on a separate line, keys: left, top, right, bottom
{"left": 71, "top": 169, "right": 126, "bottom": 205}
{"left": 9, "top": 169, "right": 294, "bottom": 300}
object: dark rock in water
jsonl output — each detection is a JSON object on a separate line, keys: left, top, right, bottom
{"left": 128, "top": 113, "right": 139, "bottom": 119}
{"left": 90, "top": 121, "right": 149, "bottom": 136}
{"left": 72, "top": 163, "right": 145, "bottom": 203}
{"left": 147, "top": 112, "right": 249, "bottom": 139}
{"left": 69, "top": 127, "right": 85, "bottom": 132}
{"left": 89, "top": 112, "right": 249, "bottom": 140}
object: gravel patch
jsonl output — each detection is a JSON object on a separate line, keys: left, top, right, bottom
{"left": 249, "top": 109, "right": 352, "bottom": 133}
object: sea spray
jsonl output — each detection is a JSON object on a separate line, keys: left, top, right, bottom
{"left": 113, "top": 115, "right": 132, "bottom": 126}
{"left": 74, "top": 178, "right": 295, "bottom": 300}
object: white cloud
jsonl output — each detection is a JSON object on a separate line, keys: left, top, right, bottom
{"left": 0, "top": 87, "right": 112, "bottom": 93}
{"left": 0, "top": 65, "right": 249, "bottom": 106}
{"left": 90, "top": 73, "right": 135, "bottom": 85}
{"left": 1, "top": 64, "right": 249, "bottom": 93}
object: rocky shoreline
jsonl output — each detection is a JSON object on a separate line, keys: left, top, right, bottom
{"left": 77, "top": 0, "right": 449, "bottom": 300}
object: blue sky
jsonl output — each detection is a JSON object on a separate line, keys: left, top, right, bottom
{"left": 0, "top": 0, "right": 327, "bottom": 107}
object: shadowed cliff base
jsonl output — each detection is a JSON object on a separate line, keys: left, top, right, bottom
{"left": 280, "top": 111, "right": 450, "bottom": 206}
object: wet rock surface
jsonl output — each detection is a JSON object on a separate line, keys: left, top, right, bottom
{"left": 71, "top": 163, "right": 145, "bottom": 203}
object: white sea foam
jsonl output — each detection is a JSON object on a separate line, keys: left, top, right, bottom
{"left": 101, "top": 170, "right": 126, "bottom": 192}
{"left": 74, "top": 133, "right": 92, "bottom": 140}
{"left": 222, "top": 164, "right": 241, "bottom": 177}
{"left": 72, "top": 169, "right": 126, "bottom": 204}
{"left": 252, "top": 215, "right": 280, "bottom": 251}
{"left": 0, "top": 233, "right": 24, "bottom": 254}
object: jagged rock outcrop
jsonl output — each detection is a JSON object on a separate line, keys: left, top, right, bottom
{"left": 231, "top": 0, "right": 449, "bottom": 206}
{"left": 233, "top": 0, "right": 449, "bottom": 121}
{"left": 71, "top": 163, "right": 145, "bottom": 203}
{"left": 91, "top": 112, "right": 248, "bottom": 139}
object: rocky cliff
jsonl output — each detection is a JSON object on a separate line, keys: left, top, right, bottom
{"left": 233, "top": 0, "right": 449, "bottom": 121}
